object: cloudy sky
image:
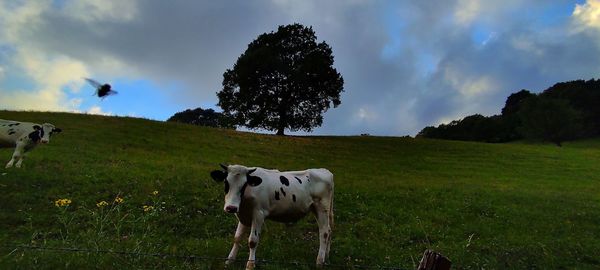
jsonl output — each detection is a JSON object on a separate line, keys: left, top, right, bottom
{"left": 1, "top": 0, "right": 599, "bottom": 136}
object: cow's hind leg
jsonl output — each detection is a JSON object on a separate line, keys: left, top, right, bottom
{"left": 325, "top": 191, "right": 334, "bottom": 260}
{"left": 313, "top": 199, "right": 332, "bottom": 267}
{"left": 226, "top": 222, "right": 247, "bottom": 266}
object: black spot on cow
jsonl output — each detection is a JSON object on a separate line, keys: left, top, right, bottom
{"left": 292, "top": 194, "right": 296, "bottom": 202}
{"left": 280, "top": 187, "right": 286, "bottom": 197}
{"left": 306, "top": 176, "right": 311, "bottom": 182}
{"left": 247, "top": 175, "right": 262, "bottom": 187}
{"left": 275, "top": 191, "right": 280, "bottom": 200}
{"left": 279, "top": 176, "right": 290, "bottom": 186}
{"left": 8, "top": 131, "right": 15, "bottom": 135}
{"left": 295, "top": 177, "right": 302, "bottom": 184}
{"left": 224, "top": 181, "right": 230, "bottom": 194}
{"left": 254, "top": 230, "right": 257, "bottom": 236}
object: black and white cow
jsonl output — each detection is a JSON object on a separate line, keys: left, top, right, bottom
{"left": 211, "top": 164, "right": 334, "bottom": 269}
{"left": 0, "top": 119, "right": 62, "bottom": 168}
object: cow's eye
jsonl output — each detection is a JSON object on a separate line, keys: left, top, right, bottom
{"left": 224, "top": 181, "right": 230, "bottom": 194}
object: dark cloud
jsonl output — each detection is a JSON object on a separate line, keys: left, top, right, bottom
{"left": 6, "top": 0, "right": 600, "bottom": 135}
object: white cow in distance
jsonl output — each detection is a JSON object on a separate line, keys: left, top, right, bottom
{"left": 0, "top": 119, "right": 62, "bottom": 168}
{"left": 211, "top": 164, "right": 334, "bottom": 269}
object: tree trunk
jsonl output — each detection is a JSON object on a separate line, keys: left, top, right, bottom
{"left": 276, "top": 100, "right": 287, "bottom": 136}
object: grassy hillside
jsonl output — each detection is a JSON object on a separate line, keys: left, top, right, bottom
{"left": 1, "top": 110, "right": 599, "bottom": 269}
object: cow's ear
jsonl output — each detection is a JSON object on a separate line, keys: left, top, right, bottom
{"left": 28, "top": 130, "right": 41, "bottom": 142}
{"left": 246, "top": 169, "right": 262, "bottom": 187}
{"left": 210, "top": 170, "right": 227, "bottom": 182}
{"left": 53, "top": 128, "right": 62, "bottom": 133}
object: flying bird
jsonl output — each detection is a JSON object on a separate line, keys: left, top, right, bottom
{"left": 84, "top": 78, "right": 118, "bottom": 99}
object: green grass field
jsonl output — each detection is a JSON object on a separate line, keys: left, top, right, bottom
{"left": 1, "top": 110, "right": 599, "bottom": 269}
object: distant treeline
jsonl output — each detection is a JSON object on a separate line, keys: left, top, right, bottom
{"left": 417, "top": 79, "right": 600, "bottom": 146}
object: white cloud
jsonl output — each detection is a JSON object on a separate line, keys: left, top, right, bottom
{"left": 510, "top": 35, "right": 544, "bottom": 56}
{"left": 62, "top": 0, "right": 138, "bottom": 23}
{"left": 572, "top": 0, "right": 600, "bottom": 32}
{"left": 0, "top": 1, "right": 90, "bottom": 113}
{"left": 0, "top": 48, "right": 90, "bottom": 112}
{"left": 454, "top": 0, "right": 481, "bottom": 26}
{"left": 443, "top": 66, "right": 497, "bottom": 97}
{"left": 355, "top": 107, "right": 377, "bottom": 122}
{"left": 87, "top": 105, "right": 112, "bottom": 116}
{"left": 0, "top": 1, "right": 48, "bottom": 42}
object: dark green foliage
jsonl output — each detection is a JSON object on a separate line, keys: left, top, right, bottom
{"left": 417, "top": 114, "right": 514, "bottom": 143}
{"left": 418, "top": 79, "right": 600, "bottom": 144}
{"left": 167, "top": 107, "right": 235, "bottom": 129}
{"left": 501, "top": 89, "right": 535, "bottom": 116}
{"left": 517, "top": 97, "right": 583, "bottom": 146}
{"left": 541, "top": 79, "right": 600, "bottom": 136}
{"left": 217, "top": 23, "right": 344, "bottom": 135}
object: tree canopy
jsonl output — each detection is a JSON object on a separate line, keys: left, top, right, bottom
{"left": 517, "top": 97, "right": 582, "bottom": 146}
{"left": 167, "top": 107, "right": 234, "bottom": 129}
{"left": 217, "top": 23, "right": 344, "bottom": 135}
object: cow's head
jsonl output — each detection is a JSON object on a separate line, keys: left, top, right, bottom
{"left": 29, "top": 123, "right": 61, "bottom": 144}
{"left": 39, "top": 123, "right": 62, "bottom": 144}
{"left": 210, "top": 164, "right": 262, "bottom": 213}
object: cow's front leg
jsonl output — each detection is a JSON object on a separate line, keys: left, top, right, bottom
{"left": 226, "top": 222, "right": 247, "bottom": 266}
{"left": 5, "top": 158, "right": 14, "bottom": 168}
{"left": 15, "top": 155, "right": 25, "bottom": 168}
{"left": 246, "top": 212, "right": 265, "bottom": 270}
{"left": 6, "top": 143, "right": 25, "bottom": 168}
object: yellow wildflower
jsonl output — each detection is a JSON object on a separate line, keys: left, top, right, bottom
{"left": 114, "top": 196, "right": 124, "bottom": 204}
{"left": 143, "top": 205, "right": 154, "bottom": 212}
{"left": 96, "top": 201, "right": 109, "bottom": 208}
{"left": 152, "top": 190, "right": 159, "bottom": 196}
{"left": 54, "top": 198, "right": 72, "bottom": 207}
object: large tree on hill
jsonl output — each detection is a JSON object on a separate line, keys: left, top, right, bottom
{"left": 217, "top": 23, "right": 344, "bottom": 135}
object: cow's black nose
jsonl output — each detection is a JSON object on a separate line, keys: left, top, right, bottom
{"left": 225, "top": 206, "right": 238, "bottom": 213}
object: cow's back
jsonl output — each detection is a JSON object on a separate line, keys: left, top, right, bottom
{"left": 0, "top": 120, "right": 35, "bottom": 148}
